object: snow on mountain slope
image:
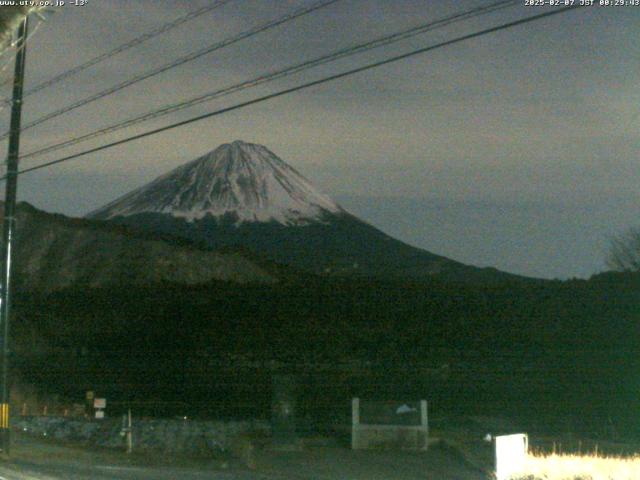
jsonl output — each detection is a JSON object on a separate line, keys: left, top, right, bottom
{"left": 88, "top": 141, "right": 342, "bottom": 225}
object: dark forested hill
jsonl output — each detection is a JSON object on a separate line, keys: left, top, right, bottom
{"left": 11, "top": 272, "right": 640, "bottom": 435}
{"left": 4, "top": 202, "right": 277, "bottom": 292}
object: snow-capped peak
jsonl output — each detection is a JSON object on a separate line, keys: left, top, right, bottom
{"left": 87, "top": 141, "right": 343, "bottom": 225}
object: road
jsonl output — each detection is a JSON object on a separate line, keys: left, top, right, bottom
{"left": 0, "top": 431, "right": 491, "bottom": 479}
{"left": 0, "top": 433, "right": 279, "bottom": 480}
{"left": 0, "top": 462, "right": 276, "bottom": 480}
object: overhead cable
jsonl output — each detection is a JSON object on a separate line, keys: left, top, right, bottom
{"left": 0, "top": 0, "right": 341, "bottom": 141}
{"left": 21, "top": 0, "right": 519, "bottom": 161}
{"left": 0, "top": 0, "right": 235, "bottom": 106}
{"left": 5, "top": 5, "right": 582, "bottom": 180}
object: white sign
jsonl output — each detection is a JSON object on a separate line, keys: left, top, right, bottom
{"left": 95, "top": 410, "right": 105, "bottom": 419}
{"left": 94, "top": 398, "right": 106, "bottom": 409}
{"left": 495, "top": 433, "right": 528, "bottom": 480}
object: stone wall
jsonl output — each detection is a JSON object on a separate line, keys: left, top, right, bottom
{"left": 14, "top": 416, "right": 269, "bottom": 455}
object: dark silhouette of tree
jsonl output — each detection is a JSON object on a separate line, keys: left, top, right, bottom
{"left": 607, "top": 227, "right": 640, "bottom": 271}
{"left": 0, "top": 7, "right": 36, "bottom": 52}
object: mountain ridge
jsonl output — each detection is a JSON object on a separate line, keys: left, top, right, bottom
{"left": 4, "top": 202, "right": 278, "bottom": 293}
{"left": 88, "top": 140, "right": 531, "bottom": 283}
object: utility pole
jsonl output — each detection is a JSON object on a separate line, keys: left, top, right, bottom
{"left": 0, "top": 15, "right": 29, "bottom": 455}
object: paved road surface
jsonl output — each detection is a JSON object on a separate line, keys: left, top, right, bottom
{"left": 0, "top": 462, "right": 286, "bottom": 480}
{"left": 0, "top": 432, "right": 490, "bottom": 479}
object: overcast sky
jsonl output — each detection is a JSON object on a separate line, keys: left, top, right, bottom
{"left": 0, "top": 0, "right": 638, "bottom": 279}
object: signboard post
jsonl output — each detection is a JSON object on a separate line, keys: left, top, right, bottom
{"left": 85, "top": 391, "right": 94, "bottom": 417}
{"left": 93, "top": 398, "right": 106, "bottom": 420}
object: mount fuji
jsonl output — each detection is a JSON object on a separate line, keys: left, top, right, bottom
{"left": 88, "top": 141, "right": 517, "bottom": 281}
{"left": 90, "top": 141, "right": 343, "bottom": 226}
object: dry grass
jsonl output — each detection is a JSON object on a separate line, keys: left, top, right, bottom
{"left": 510, "top": 452, "right": 640, "bottom": 480}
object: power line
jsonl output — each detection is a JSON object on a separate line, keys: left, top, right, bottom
{"left": 0, "top": 0, "right": 341, "bottom": 142}
{"left": 0, "top": 0, "right": 235, "bottom": 107}
{"left": 4, "top": 5, "right": 582, "bottom": 181}
{"left": 20, "top": 0, "right": 520, "bottom": 162}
